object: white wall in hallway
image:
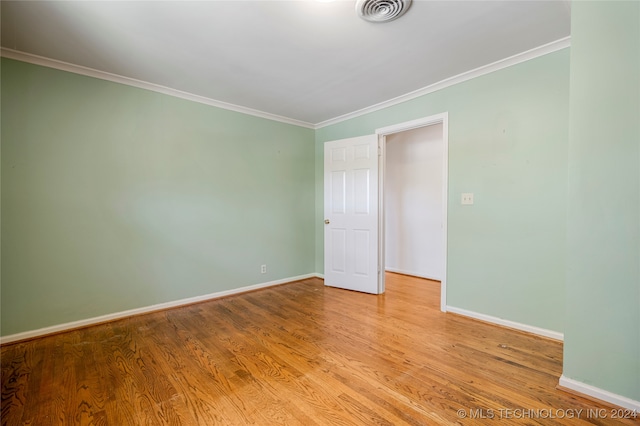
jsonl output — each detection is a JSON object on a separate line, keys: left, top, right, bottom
{"left": 385, "top": 124, "right": 444, "bottom": 280}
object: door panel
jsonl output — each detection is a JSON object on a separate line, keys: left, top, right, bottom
{"left": 353, "top": 229, "right": 370, "bottom": 276}
{"left": 331, "top": 171, "right": 346, "bottom": 214}
{"left": 324, "top": 134, "right": 381, "bottom": 294}
{"left": 353, "top": 169, "right": 370, "bottom": 214}
{"left": 330, "top": 228, "right": 347, "bottom": 273}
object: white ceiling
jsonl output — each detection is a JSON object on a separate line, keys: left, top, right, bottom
{"left": 1, "top": 1, "right": 571, "bottom": 127}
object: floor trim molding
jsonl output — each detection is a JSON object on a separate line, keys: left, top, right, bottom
{"left": 558, "top": 375, "right": 640, "bottom": 411}
{"left": 385, "top": 267, "right": 441, "bottom": 282}
{"left": 446, "top": 305, "right": 564, "bottom": 341}
{"left": 0, "top": 273, "right": 320, "bottom": 345}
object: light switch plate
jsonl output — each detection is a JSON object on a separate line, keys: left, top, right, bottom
{"left": 461, "top": 193, "right": 474, "bottom": 205}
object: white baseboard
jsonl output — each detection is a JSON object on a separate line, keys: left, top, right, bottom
{"left": 1, "top": 273, "right": 320, "bottom": 345}
{"left": 385, "top": 267, "right": 441, "bottom": 281}
{"left": 445, "top": 305, "right": 564, "bottom": 341}
{"left": 559, "top": 375, "right": 640, "bottom": 411}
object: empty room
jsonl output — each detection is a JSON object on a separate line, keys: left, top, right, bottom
{"left": 1, "top": 1, "right": 638, "bottom": 424}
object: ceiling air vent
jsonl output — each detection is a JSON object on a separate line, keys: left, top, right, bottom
{"left": 355, "top": 0, "right": 412, "bottom": 23}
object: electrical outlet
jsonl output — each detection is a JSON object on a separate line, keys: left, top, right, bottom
{"left": 461, "top": 193, "right": 474, "bottom": 205}
{"left": 261, "top": 264, "right": 267, "bottom": 274}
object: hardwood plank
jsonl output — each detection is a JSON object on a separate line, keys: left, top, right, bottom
{"left": 1, "top": 344, "right": 30, "bottom": 424}
{"left": 2, "top": 273, "right": 638, "bottom": 425}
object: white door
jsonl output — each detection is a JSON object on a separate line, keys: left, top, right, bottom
{"left": 324, "top": 134, "right": 381, "bottom": 294}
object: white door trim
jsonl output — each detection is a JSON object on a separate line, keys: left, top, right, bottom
{"left": 376, "top": 113, "right": 449, "bottom": 312}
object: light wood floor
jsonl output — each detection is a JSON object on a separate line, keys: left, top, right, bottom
{"left": 2, "top": 273, "right": 638, "bottom": 425}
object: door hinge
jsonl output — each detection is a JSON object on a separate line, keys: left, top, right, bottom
{"left": 378, "top": 145, "right": 382, "bottom": 156}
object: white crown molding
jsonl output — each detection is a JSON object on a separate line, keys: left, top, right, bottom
{"left": 559, "top": 375, "right": 640, "bottom": 411}
{"left": 0, "top": 273, "right": 319, "bottom": 345}
{"left": 315, "top": 36, "right": 571, "bottom": 129}
{"left": 0, "top": 48, "right": 315, "bottom": 130}
{"left": 446, "top": 305, "right": 564, "bottom": 341}
{"left": 2, "top": 37, "right": 570, "bottom": 130}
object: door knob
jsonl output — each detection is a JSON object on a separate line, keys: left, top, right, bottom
{"left": 324, "top": 219, "right": 330, "bottom": 224}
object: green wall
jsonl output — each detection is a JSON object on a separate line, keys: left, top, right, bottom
{"left": 2, "top": 6, "right": 638, "bottom": 405}
{"left": 1, "top": 58, "right": 315, "bottom": 336}
{"left": 564, "top": 1, "right": 640, "bottom": 401}
{"left": 315, "top": 50, "right": 570, "bottom": 334}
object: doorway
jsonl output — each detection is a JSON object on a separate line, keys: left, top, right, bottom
{"left": 377, "top": 113, "right": 448, "bottom": 311}
{"left": 385, "top": 123, "right": 444, "bottom": 280}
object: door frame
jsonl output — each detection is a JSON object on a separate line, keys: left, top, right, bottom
{"left": 376, "top": 112, "right": 449, "bottom": 312}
